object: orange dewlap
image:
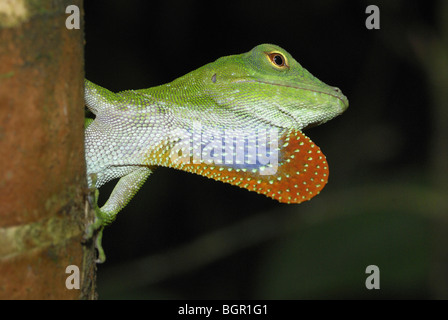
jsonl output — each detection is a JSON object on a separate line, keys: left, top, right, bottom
{"left": 148, "top": 130, "right": 329, "bottom": 204}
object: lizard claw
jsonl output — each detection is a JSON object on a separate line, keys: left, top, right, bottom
{"left": 94, "top": 226, "right": 106, "bottom": 263}
{"left": 84, "top": 173, "right": 107, "bottom": 263}
{"left": 85, "top": 218, "right": 107, "bottom": 264}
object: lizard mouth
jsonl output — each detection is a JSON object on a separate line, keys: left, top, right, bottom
{"left": 249, "top": 79, "right": 348, "bottom": 130}
{"left": 254, "top": 80, "right": 349, "bottom": 111}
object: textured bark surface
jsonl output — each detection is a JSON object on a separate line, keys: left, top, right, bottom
{"left": 0, "top": 0, "right": 96, "bottom": 299}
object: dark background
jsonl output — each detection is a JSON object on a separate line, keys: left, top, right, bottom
{"left": 84, "top": 0, "right": 448, "bottom": 299}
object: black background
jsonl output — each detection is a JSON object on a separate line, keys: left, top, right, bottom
{"left": 83, "top": 0, "right": 447, "bottom": 299}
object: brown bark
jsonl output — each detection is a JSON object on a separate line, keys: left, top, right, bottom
{"left": 0, "top": 0, "right": 96, "bottom": 299}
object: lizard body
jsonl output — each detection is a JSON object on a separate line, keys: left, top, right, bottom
{"left": 84, "top": 44, "right": 348, "bottom": 262}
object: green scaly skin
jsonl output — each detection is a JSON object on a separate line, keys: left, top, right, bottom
{"left": 84, "top": 44, "right": 348, "bottom": 262}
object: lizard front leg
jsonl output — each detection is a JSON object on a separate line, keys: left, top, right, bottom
{"left": 86, "top": 167, "right": 153, "bottom": 263}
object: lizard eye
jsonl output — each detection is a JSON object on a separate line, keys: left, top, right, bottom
{"left": 267, "top": 52, "right": 288, "bottom": 69}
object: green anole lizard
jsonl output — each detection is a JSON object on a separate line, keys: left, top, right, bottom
{"left": 84, "top": 44, "right": 348, "bottom": 262}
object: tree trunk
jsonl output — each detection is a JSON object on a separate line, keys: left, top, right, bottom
{"left": 0, "top": 0, "right": 97, "bottom": 299}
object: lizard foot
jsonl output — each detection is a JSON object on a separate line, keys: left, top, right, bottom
{"left": 84, "top": 173, "right": 107, "bottom": 263}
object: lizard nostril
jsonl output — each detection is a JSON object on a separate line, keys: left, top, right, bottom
{"left": 333, "top": 87, "right": 341, "bottom": 93}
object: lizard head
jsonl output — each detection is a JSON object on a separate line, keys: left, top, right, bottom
{"left": 139, "top": 44, "right": 349, "bottom": 204}
{"left": 204, "top": 43, "right": 348, "bottom": 130}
